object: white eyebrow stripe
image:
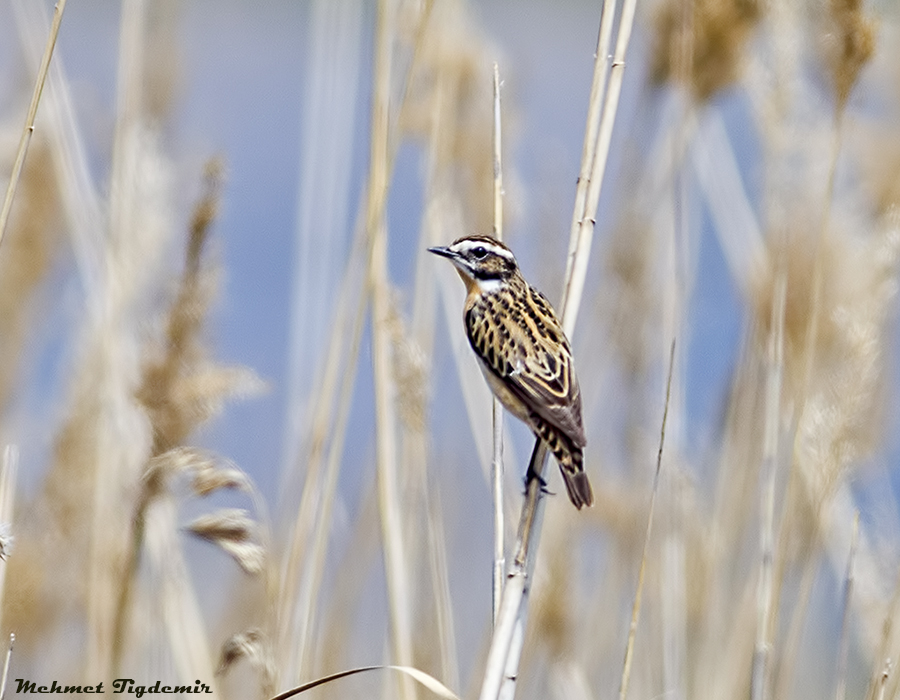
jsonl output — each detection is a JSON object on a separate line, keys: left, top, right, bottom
{"left": 452, "top": 239, "right": 515, "bottom": 261}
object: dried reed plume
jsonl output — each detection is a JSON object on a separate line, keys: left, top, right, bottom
{"left": 0, "top": 142, "right": 61, "bottom": 409}
{"left": 115, "top": 160, "right": 265, "bottom": 677}
{"left": 821, "top": 0, "right": 876, "bottom": 112}
{"left": 651, "top": 0, "right": 763, "bottom": 100}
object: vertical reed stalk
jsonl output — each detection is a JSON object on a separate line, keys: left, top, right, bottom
{"left": 873, "top": 661, "right": 890, "bottom": 700}
{"left": 297, "top": 266, "right": 370, "bottom": 677}
{"left": 0, "top": 0, "right": 67, "bottom": 249}
{"left": 618, "top": 340, "right": 675, "bottom": 700}
{"left": 491, "top": 61, "right": 506, "bottom": 626}
{"left": 835, "top": 512, "right": 859, "bottom": 700}
{"left": 0, "top": 634, "right": 13, "bottom": 700}
{"left": 482, "top": 2, "right": 639, "bottom": 696}
{"left": 413, "top": 42, "right": 458, "bottom": 692}
{"left": 0, "top": 447, "right": 17, "bottom": 633}
{"left": 11, "top": 0, "right": 106, "bottom": 294}
{"left": 276, "top": 221, "right": 370, "bottom": 685}
{"left": 86, "top": 0, "right": 151, "bottom": 676}
{"left": 563, "top": 0, "right": 617, "bottom": 287}
{"left": 366, "top": 1, "right": 415, "bottom": 697}
{"left": 750, "top": 268, "right": 786, "bottom": 700}
{"left": 560, "top": 0, "right": 638, "bottom": 337}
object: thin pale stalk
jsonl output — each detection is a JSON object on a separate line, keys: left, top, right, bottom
{"left": 774, "top": 130, "right": 844, "bottom": 671}
{"left": 863, "top": 564, "right": 900, "bottom": 700}
{"left": 425, "top": 492, "right": 461, "bottom": 693}
{"left": 367, "top": 2, "right": 415, "bottom": 698}
{"left": 316, "top": 489, "right": 382, "bottom": 670}
{"left": 771, "top": 528, "right": 819, "bottom": 700}
{"left": 560, "top": 0, "right": 638, "bottom": 337}
{"left": 491, "top": 402, "right": 504, "bottom": 621}
{"left": 480, "top": 442, "right": 547, "bottom": 700}
{"left": 112, "top": 491, "right": 148, "bottom": 675}
{"left": 824, "top": 491, "right": 891, "bottom": 666}
{"left": 497, "top": 619, "right": 525, "bottom": 700}
{"left": 0, "top": 447, "right": 18, "bottom": 632}
{"left": 480, "top": 548, "right": 527, "bottom": 700}
{"left": 414, "top": 60, "right": 458, "bottom": 691}
{"left": 11, "top": 0, "right": 105, "bottom": 295}
{"left": 276, "top": 0, "right": 426, "bottom": 684}
{"left": 0, "top": 634, "right": 13, "bottom": 700}
{"left": 107, "top": 0, "right": 147, "bottom": 250}
{"left": 279, "top": 0, "right": 434, "bottom": 681}
{"left": 267, "top": 664, "right": 459, "bottom": 700}
{"left": 386, "top": 0, "right": 435, "bottom": 163}
{"left": 282, "top": 0, "right": 363, "bottom": 499}
{"left": 481, "top": 1, "right": 638, "bottom": 696}
{"left": 619, "top": 340, "right": 676, "bottom": 700}
{"left": 661, "top": 535, "right": 687, "bottom": 700}
{"left": 140, "top": 497, "right": 220, "bottom": 696}
{"left": 277, "top": 216, "right": 369, "bottom": 683}
{"left": 751, "top": 269, "right": 787, "bottom": 700}
{"left": 492, "top": 63, "right": 504, "bottom": 242}
{"left": 564, "top": 0, "right": 617, "bottom": 284}
{"left": 491, "top": 61, "right": 506, "bottom": 625}
{"left": 89, "top": 0, "right": 149, "bottom": 678}
{"left": 835, "top": 513, "right": 860, "bottom": 700}
{"left": 0, "top": 0, "right": 67, "bottom": 249}
{"left": 294, "top": 261, "right": 370, "bottom": 680}
{"left": 874, "top": 661, "right": 890, "bottom": 700}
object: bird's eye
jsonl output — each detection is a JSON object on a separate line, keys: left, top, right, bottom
{"left": 471, "top": 246, "right": 488, "bottom": 259}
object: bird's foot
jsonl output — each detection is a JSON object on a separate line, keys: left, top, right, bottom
{"left": 524, "top": 469, "right": 554, "bottom": 497}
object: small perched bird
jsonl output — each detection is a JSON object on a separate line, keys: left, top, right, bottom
{"left": 429, "top": 235, "right": 593, "bottom": 509}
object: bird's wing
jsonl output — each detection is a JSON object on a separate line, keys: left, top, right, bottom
{"left": 466, "top": 291, "right": 586, "bottom": 448}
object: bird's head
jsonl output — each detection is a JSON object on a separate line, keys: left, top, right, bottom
{"left": 428, "top": 235, "right": 518, "bottom": 292}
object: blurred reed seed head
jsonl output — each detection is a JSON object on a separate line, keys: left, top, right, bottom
{"left": 603, "top": 214, "right": 657, "bottom": 379}
{"left": 132, "top": 161, "right": 265, "bottom": 585}
{"left": 187, "top": 508, "right": 265, "bottom": 575}
{"left": 651, "top": 0, "right": 763, "bottom": 101}
{"left": 820, "top": 0, "right": 876, "bottom": 112}
{"left": 388, "top": 297, "right": 429, "bottom": 434}
{"left": 136, "top": 160, "right": 263, "bottom": 457}
{"left": 0, "top": 141, "right": 61, "bottom": 409}
{"left": 143, "top": 447, "right": 252, "bottom": 500}
{"left": 398, "top": 0, "right": 502, "bottom": 232}
{"left": 859, "top": 129, "right": 900, "bottom": 215}
{"left": 0, "top": 141, "right": 55, "bottom": 635}
{"left": 217, "top": 628, "right": 275, "bottom": 685}
{"left": 752, "top": 221, "right": 900, "bottom": 498}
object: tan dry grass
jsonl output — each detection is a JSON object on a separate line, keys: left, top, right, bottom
{"left": 821, "top": 0, "right": 876, "bottom": 112}
{"left": 0, "top": 142, "right": 61, "bottom": 408}
{"left": 651, "top": 0, "right": 763, "bottom": 101}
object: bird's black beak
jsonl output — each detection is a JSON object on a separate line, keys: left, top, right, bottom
{"left": 428, "top": 245, "right": 454, "bottom": 259}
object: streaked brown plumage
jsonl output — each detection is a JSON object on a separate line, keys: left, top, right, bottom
{"left": 429, "top": 235, "right": 593, "bottom": 509}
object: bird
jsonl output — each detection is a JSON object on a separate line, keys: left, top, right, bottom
{"left": 429, "top": 235, "right": 593, "bottom": 509}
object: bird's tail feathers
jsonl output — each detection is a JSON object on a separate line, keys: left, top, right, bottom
{"left": 531, "top": 413, "right": 594, "bottom": 509}
{"left": 560, "top": 467, "right": 594, "bottom": 510}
